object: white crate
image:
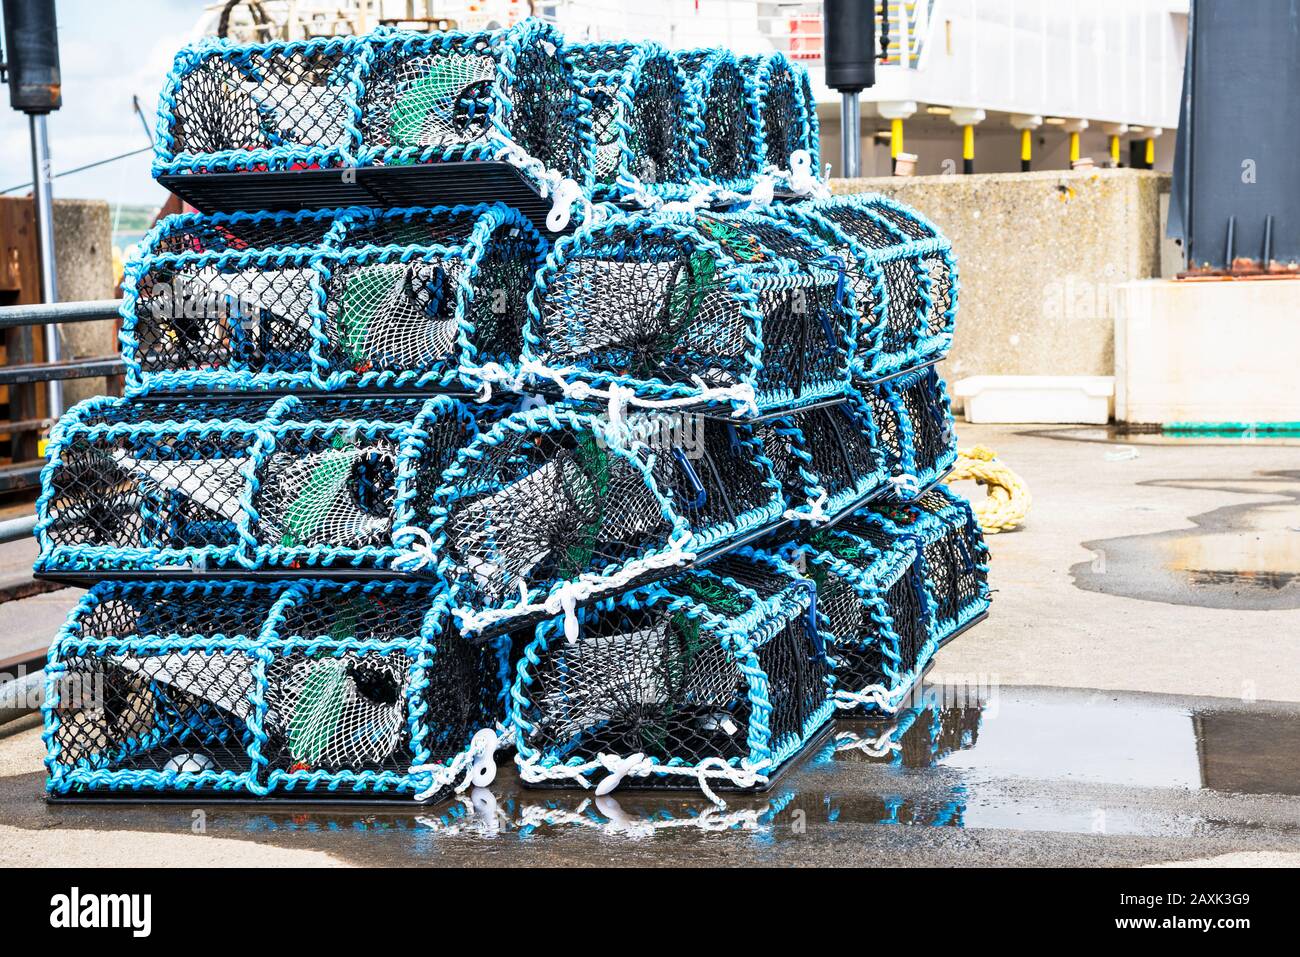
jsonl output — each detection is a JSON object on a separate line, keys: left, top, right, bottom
{"left": 954, "top": 375, "right": 1114, "bottom": 425}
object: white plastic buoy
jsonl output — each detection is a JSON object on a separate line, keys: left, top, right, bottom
{"left": 164, "top": 752, "right": 214, "bottom": 774}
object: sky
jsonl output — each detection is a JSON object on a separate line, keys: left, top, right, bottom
{"left": 0, "top": 0, "right": 211, "bottom": 211}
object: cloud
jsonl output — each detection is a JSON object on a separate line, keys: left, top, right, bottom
{"left": 0, "top": 0, "right": 209, "bottom": 208}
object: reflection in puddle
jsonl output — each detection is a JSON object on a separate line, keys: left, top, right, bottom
{"left": 227, "top": 687, "right": 1300, "bottom": 844}
{"left": 1074, "top": 473, "right": 1300, "bottom": 609}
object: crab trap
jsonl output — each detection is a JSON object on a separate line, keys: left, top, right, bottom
{"left": 567, "top": 40, "right": 703, "bottom": 202}
{"left": 860, "top": 366, "right": 957, "bottom": 496}
{"left": 741, "top": 52, "right": 820, "bottom": 175}
{"left": 33, "top": 394, "right": 478, "bottom": 577}
{"left": 522, "top": 209, "right": 855, "bottom": 417}
{"left": 431, "top": 405, "right": 787, "bottom": 640}
{"left": 772, "top": 194, "right": 957, "bottom": 379}
{"left": 673, "top": 49, "right": 761, "bottom": 194}
{"left": 798, "top": 487, "right": 990, "bottom": 715}
{"left": 120, "top": 203, "right": 546, "bottom": 395}
{"left": 509, "top": 550, "right": 834, "bottom": 798}
{"left": 852, "top": 486, "right": 992, "bottom": 644}
{"left": 756, "top": 393, "right": 888, "bottom": 524}
{"left": 153, "top": 21, "right": 588, "bottom": 231}
{"left": 43, "top": 580, "right": 511, "bottom": 802}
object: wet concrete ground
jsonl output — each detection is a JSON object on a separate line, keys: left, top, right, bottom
{"left": 2, "top": 686, "right": 1298, "bottom": 866}
{"left": 0, "top": 422, "right": 1298, "bottom": 866}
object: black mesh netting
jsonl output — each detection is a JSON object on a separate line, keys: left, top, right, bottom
{"left": 439, "top": 425, "right": 676, "bottom": 608}
{"left": 359, "top": 31, "right": 583, "bottom": 177}
{"left": 42, "top": 400, "right": 276, "bottom": 556}
{"left": 912, "top": 494, "right": 987, "bottom": 629}
{"left": 521, "top": 591, "right": 826, "bottom": 779}
{"left": 626, "top": 53, "right": 693, "bottom": 185}
{"left": 321, "top": 255, "right": 466, "bottom": 375}
{"left": 923, "top": 255, "right": 956, "bottom": 338}
{"left": 751, "top": 281, "right": 846, "bottom": 400}
{"left": 49, "top": 584, "right": 282, "bottom": 776}
{"left": 879, "top": 257, "right": 926, "bottom": 354}
{"left": 131, "top": 256, "right": 318, "bottom": 378}
{"left": 168, "top": 47, "right": 357, "bottom": 164}
{"left": 538, "top": 230, "right": 750, "bottom": 387}
{"left": 861, "top": 385, "right": 904, "bottom": 474}
{"left": 862, "top": 199, "right": 936, "bottom": 241}
{"left": 791, "top": 401, "right": 881, "bottom": 502}
{"left": 897, "top": 367, "right": 953, "bottom": 474}
{"left": 252, "top": 428, "right": 400, "bottom": 552}
{"left": 264, "top": 587, "right": 501, "bottom": 774}
{"left": 752, "top": 56, "right": 805, "bottom": 167}
{"left": 694, "top": 58, "right": 750, "bottom": 183}
{"left": 807, "top": 532, "right": 927, "bottom": 693}
{"left": 641, "top": 419, "right": 777, "bottom": 533}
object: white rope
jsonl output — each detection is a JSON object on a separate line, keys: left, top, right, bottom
{"left": 784, "top": 488, "right": 829, "bottom": 523}
{"left": 391, "top": 524, "right": 439, "bottom": 572}
{"left": 888, "top": 473, "right": 920, "bottom": 496}
{"left": 833, "top": 684, "right": 902, "bottom": 714}
{"left": 491, "top": 137, "right": 607, "bottom": 233}
{"left": 516, "top": 751, "right": 769, "bottom": 808}
{"left": 834, "top": 727, "right": 901, "bottom": 758}
{"left": 454, "top": 536, "right": 699, "bottom": 638}
{"left": 518, "top": 358, "right": 759, "bottom": 418}
{"left": 409, "top": 727, "right": 499, "bottom": 801}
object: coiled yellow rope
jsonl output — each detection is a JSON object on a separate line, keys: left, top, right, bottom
{"left": 944, "top": 445, "right": 1031, "bottom": 534}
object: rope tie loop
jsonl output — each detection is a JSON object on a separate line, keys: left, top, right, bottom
{"left": 391, "top": 525, "right": 437, "bottom": 572}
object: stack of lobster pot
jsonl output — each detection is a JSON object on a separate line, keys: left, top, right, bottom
{"left": 33, "top": 17, "right": 988, "bottom": 807}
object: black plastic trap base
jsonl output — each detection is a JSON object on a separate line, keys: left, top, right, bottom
{"left": 158, "top": 160, "right": 564, "bottom": 235}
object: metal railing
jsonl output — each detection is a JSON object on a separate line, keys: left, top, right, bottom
{"left": 0, "top": 298, "right": 124, "bottom": 492}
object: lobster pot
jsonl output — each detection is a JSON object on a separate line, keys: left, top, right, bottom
{"left": 569, "top": 41, "right": 701, "bottom": 200}
{"left": 673, "top": 50, "right": 759, "bottom": 192}
{"left": 357, "top": 20, "right": 586, "bottom": 184}
{"left": 852, "top": 486, "right": 991, "bottom": 643}
{"left": 432, "top": 407, "right": 785, "bottom": 639}
{"left": 44, "top": 582, "right": 510, "bottom": 800}
{"left": 154, "top": 34, "right": 366, "bottom": 176}
{"left": 523, "top": 210, "right": 854, "bottom": 417}
{"left": 321, "top": 205, "right": 547, "bottom": 389}
{"left": 34, "top": 396, "right": 278, "bottom": 573}
{"left": 121, "top": 210, "right": 340, "bottom": 394}
{"left": 34, "top": 395, "right": 478, "bottom": 573}
{"left": 511, "top": 551, "right": 834, "bottom": 793}
{"left": 742, "top": 52, "right": 818, "bottom": 172}
{"left": 773, "top": 194, "right": 957, "bottom": 378}
{"left": 801, "top": 519, "right": 933, "bottom": 714}
{"left": 860, "top": 365, "right": 956, "bottom": 493}
{"left": 122, "top": 204, "right": 545, "bottom": 394}
{"left": 756, "top": 393, "right": 887, "bottom": 521}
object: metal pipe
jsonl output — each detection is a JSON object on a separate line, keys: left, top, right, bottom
{"left": 0, "top": 667, "right": 44, "bottom": 725}
{"left": 0, "top": 297, "right": 122, "bottom": 330}
{"left": 0, "top": 513, "right": 37, "bottom": 544}
{"left": 29, "top": 112, "right": 61, "bottom": 419}
{"left": 841, "top": 91, "right": 861, "bottom": 178}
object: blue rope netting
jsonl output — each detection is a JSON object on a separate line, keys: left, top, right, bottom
{"left": 41, "top": 16, "right": 990, "bottom": 803}
{"left": 43, "top": 580, "right": 511, "bottom": 798}
{"left": 797, "top": 484, "right": 991, "bottom": 715}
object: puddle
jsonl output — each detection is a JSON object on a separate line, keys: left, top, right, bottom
{"left": 35, "top": 685, "right": 1295, "bottom": 856}
{"left": 1073, "top": 473, "right": 1300, "bottom": 609}
{"left": 1036, "top": 426, "right": 1300, "bottom": 448}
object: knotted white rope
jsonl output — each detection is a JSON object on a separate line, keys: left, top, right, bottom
{"left": 409, "top": 728, "right": 499, "bottom": 802}
{"left": 784, "top": 488, "right": 829, "bottom": 523}
{"left": 516, "top": 751, "right": 769, "bottom": 808}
